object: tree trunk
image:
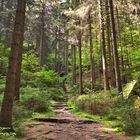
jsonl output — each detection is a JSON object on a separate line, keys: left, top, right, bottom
{"left": 5, "top": 13, "right": 12, "bottom": 48}
{"left": 88, "top": 11, "right": 95, "bottom": 90}
{"left": 0, "top": 0, "right": 4, "bottom": 43}
{"left": 105, "top": 0, "right": 115, "bottom": 88}
{"left": 65, "top": 46, "right": 68, "bottom": 75}
{"left": 71, "top": 45, "right": 76, "bottom": 85}
{"left": 39, "top": 4, "right": 45, "bottom": 66}
{"left": 14, "top": 43, "right": 23, "bottom": 100}
{"left": 0, "top": 0, "right": 26, "bottom": 128}
{"left": 109, "top": 0, "right": 122, "bottom": 94}
{"left": 98, "top": 0, "right": 110, "bottom": 91}
{"left": 116, "top": 6, "right": 126, "bottom": 84}
{"left": 78, "top": 26, "right": 83, "bottom": 95}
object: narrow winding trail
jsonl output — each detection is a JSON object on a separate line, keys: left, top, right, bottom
{"left": 22, "top": 101, "right": 131, "bottom": 140}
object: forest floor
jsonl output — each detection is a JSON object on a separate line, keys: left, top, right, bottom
{"left": 21, "top": 101, "right": 132, "bottom": 140}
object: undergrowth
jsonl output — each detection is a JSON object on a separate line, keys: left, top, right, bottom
{"left": 68, "top": 89, "right": 140, "bottom": 136}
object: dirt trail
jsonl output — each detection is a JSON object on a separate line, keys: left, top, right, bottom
{"left": 22, "top": 101, "right": 131, "bottom": 140}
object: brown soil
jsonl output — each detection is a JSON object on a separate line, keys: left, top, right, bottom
{"left": 21, "top": 102, "right": 132, "bottom": 140}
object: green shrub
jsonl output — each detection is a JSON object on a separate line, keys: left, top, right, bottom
{"left": 134, "top": 136, "right": 140, "bottom": 140}
{"left": 47, "top": 88, "right": 64, "bottom": 101}
{"left": 103, "top": 95, "right": 140, "bottom": 135}
{"left": 83, "top": 81, "right": 91, "bottom": 93}
{"left": 0, "top": 84, "right": 5, "bottom": 94}
{"left": 72, "top": 91, "right": 140, "bottom": 135}
{"left": 75, "top": 93, "right": 113, "bottom": 115}
{"left": 20, "top": 86, "right": 40, "bottom": 95}
{"left": 0, "top": 78, "right": 5, "bottom": 94}
{"left": 13, "top": 102, "right": 32, "bottom": 120}
{"left": 0, "top": 45, "right": 8, "bottom": 75}
{"left": 69, "top": 85, "right": 79, "bottom": 96}
{"left": 22, "top": 50, "right": 39, "bottom": 73}
{"left": 93, "top": 83, "right": 104, "bottom": 91}
{"left": 0, "top": 128, "right": 17, "bottom": 140}
{"left": 21, "top": 90, "right": 50, "bottom": 112}
{"left": 121, "top": 107, "right": 140, "bottom": 135}
{"left": 34, "top": 70, "right": 60, "bottom": 88}
{"left": 21, "top": 71, "right": 36, "bottom": 87}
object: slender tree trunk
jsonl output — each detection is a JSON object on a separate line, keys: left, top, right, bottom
{"left": 71, "top": 45, "right": 76, "bottom": 85}
{"left": 78, "top": 26, "right": 83, "bottom": 95}
{"left": 105, "top": 0, "right": 116, "bottom": 87}
{"left": 39, "top": 4, "right": 45, "bottom": 66}
{"left": 116, "top": 6, "right": 126, "bottom": 84}
{"left": 0, "top": 0, "right": 4, "bottom": 43}
{"left": 0, "top": 0, "right": 26, "bottom": 128}
{"left": 98, "top": 0, "right": 110, "bottom": 91}
{"left": 55, "top": 26, "right": 62, "bottom": 73}
{"left": 88, "top": 11, "right": 95, "bottom": 90}
{"left": 0, "top": 0, "right": 4, "bottom": 15}
{"left": 36, "top": 34, "right": 40, "bottom": 52}
{"left": 65, "top": 46, "right": 68, "bottom": 75}
{"left": 55, "top": 39, "right": 58, "bottom": 71}
{"left": 57, "top": 39, "right": 61, "bottom": 73}
{"left": 109, "top": 0, "right": 122, "bottom": 94}
{"left": 94, "top": 13, "right": 101, "bottom": 82}
{"left": 5, "top": 13, "right": 12, "bottom": 48}
{"left": 138, "top": 24, "right": 140, "bottom": 36}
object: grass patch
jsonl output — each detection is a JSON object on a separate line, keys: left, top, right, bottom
{"left": 32, "top": 110, "right": 56, "bottom": 119}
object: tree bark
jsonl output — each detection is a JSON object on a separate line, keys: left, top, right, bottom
{"left": 0, "top": 0, "right": 26, "bottom": 128}
{"left": 0, "top": 0, "right": 4, "bottom": 42}
{"left": 71, "top": 45, "right": 76, "bottom": 85}
{"left": 78, "top": 26, "right": 83, "bottom": 95}
{"left": 14, "top": 42, "right": 23, "bottom": 100}
{"left": 39, "top": 4, "right": 45, "bottom": 66}
{"left": 105, "top": 0, "right": 115, "bottom": 87}
{"left": 98, "top": 0, "right": 110, "bottom": 91}
{"left": 65, "top": 45, "right": 68, "bottom": 75}
{"left": 88, "top": 11, "right": 95, "bottom": 90}
{"left": 116, "top": 6, "right": 126, "bottom": 84}
{"left": 109, "top": 0, "right": 122, "bottom": 94}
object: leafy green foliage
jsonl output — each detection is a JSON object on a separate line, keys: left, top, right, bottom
{"left": 13, "top": 102, "right": 32, "bottom": 120}
{"left": 121, "top": 107, "right": 140, "bottom": 135}
{"left": 74, "top": 92, "right": 113, "bottom": 115}
{"left": 20, "top": 88, "right": 52, "bottom": 112}
{"left": 0, "top": 77, "right": 5, "bottom": 94}
{"left": 34, "top": 70, "right": 60, "bottom": 88}
{"left": 69, "top": 88, "right": 140, "bottom": 135}
{"left": 0, "top": 44, "right": 9, "bottom": 76}
{"left": 22, "top": 50, "right": 39, "bottom": 73}
{"left": 130, "top": 47, "right": 140, "bottom": 78}
{"left": 0, "top": 128, "right": 17, "bottom": 140}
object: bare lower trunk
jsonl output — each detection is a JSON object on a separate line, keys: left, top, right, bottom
{"left": 0, "top": 0, "right": 26, "bottom": 128}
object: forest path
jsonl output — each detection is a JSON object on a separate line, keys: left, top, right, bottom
{"left": 21, "top": 101, "right": 131, "bottom": 140}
